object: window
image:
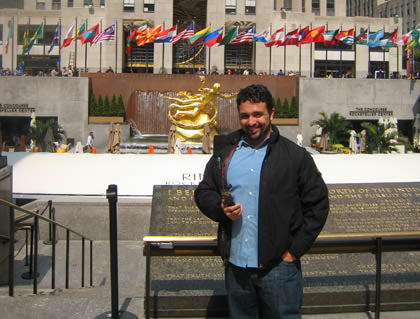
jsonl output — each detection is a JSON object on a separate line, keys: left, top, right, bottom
{"left": 407, "top": 4, "right": 410, "bottom": 15}
{"left": 283, "top": 0, "right": 292, "bottom": 10}
{"left": 36, "top": 0, "right": 46, "bottom": 10}
{"left": 124, "top": 0, "right": 135, "bottom": 12}
{"left": 245, "top": 0, "right": 256, "bottom": 14}
{"left": 312, "top": 0, "right": 320, "bottom": 15}
{"left": 67, "top": 0, "right": 73, "bottom": 7}
{"left": 0, "top": 25, "right": 3, "bottom": 45}
{"left": 84, "top": 0, "right": 93, "bottom": 7}
{"left": 414, "top": 1, "right": 417, "bottom": 14}
{"left": 401, "top": 5, "right": 404, "bottom": 17}
{"left": 302, "top": 0, "right": 305, "bottom": 12}
{"left": 52, "top": 0, "right": 61, "bottom": 10}
{"left": 327, "top": 0, "right": 335, "bottom": 16}
{"left": 226, "top": 0, "right": 236, "bottom": 14}
{"left": 100, "top": 0, "right": 105, "bottom": 8}
{"left": 144, "top": 0, "right": 154, "bottom": 12}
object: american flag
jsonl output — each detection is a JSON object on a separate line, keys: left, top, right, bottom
{"left": 229, "top": 26, "right": 254, "bottom": 44}
{"left": 92, "top": 24, "right": 115, "bottom": 44}
{"left": 170, "top": 22, "right": 194, "bottom": 44}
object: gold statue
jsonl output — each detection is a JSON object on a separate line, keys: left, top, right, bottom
{"left": 164, "top": 76, "right": 236, "bottom": 143}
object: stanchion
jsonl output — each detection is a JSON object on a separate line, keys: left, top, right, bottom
{"left": 44, "top": 201, "right": 57, "bottom": 245}
{"left": 95, "top": 185, "right": 138, "bottom": 319}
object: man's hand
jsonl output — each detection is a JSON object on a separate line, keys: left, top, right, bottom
{"left": 281, "top": 250, "right": 296, "bottom": 262}
{"left": 221, "top": 201, "right": 242, "bottom": 221}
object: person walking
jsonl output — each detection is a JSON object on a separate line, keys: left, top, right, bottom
{"left": 194, "top": 84, "right": 329, "bottom": 319}
{"left": 85, "top": 131, "right": 94, "bottom": 153}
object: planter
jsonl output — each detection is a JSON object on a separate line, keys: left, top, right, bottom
{"left": 89, "top": 116, "right": 124, "bottom": 123}
{"left": 272, "top": 118, "right": 298, "bottom": 125}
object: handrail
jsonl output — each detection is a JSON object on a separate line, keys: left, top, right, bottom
{"left": 143, "top": 233, "right": 420, "bottom": 319}
{"left": 0, "top": 197, "right": 94, "bottom": 297}
{"left": 0, "top": 198, "right": 92, "bottom": 241}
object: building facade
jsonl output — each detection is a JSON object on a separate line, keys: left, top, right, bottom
{"left": 1, "top": 0, "right": 403, "bottom": 77}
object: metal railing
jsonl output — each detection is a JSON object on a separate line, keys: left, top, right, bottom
{"left": 0, "top": 198, "right": 94, "bottom": 297}
{"left": 143, "top": 232, "right": 420, "bottom": 319}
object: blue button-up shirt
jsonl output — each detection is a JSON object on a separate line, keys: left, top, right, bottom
{"left": 227, "top": 138, "right": 268, "bottom": 268}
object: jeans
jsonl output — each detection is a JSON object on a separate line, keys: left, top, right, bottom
{"left": 225, "top": 260, "right": 302, "bottom": 319}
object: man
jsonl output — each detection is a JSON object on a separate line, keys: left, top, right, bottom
{"left": 85, "top": 131, "right": 94, "bottom": 153}
{"left": 194, "top": 84, "right": 329, "bottom": 318}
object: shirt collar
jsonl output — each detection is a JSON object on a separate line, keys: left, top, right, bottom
{"left": 238, "top": 133, "right": 272, "bottom": 150}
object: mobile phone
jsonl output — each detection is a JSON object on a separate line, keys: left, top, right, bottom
{"left": 221, "top": 190, "right": 235, "bottom": 207}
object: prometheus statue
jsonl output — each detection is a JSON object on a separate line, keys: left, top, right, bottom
{"left": 164, "top": 76, "right": 236, "bottom": 143}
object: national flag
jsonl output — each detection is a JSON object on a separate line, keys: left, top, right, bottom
{"left": 229, "top": 26, "right": 254, "bottom": 44}
{"left": 321, "top": 29, "right": 338, "bottom": 46}
{"left": 265, "top": 27, "right": 285, "bottom": 47}
{"left": 296, "top": 26, "right": 309, "bottom": 45}
{"left": 22, "top": 22, "right": 44, "bottom": 54}
{"left": 203, "top": 26, "right": 224, "bottom": 48}
{"left": 189, "top": 26, "right": 211, "bottom": 45}
{"left": 125, "top": 24, "right": 146, "bottom": 55}
{"left": 22, "top": 21, "right": 29, "bottom": 49}
{"left": 367, "top": 29, "right": 384, "bottom": 47}
{"left": 253, "top": 27, "right": 269, "bottom": 43}
{"left": 75, "top": 23, "right": 85, "bottom": 41}
{"left": 60, "top": 23, "right": 75, "bottom": 49}
{"left": 398, "top": 31, "right": 411, "bottom": 46}
{"left": 48, "top": 22, "right": 59, "bottom": 54}
{"left": 219, "top": 26, "right": 238, "bottom": 45}
{"left": 79, "top": 24, "right": 99, "bottom": 45}
{"left": 5, "top": 20, "right": 13, "bottom": 54}
{"left": 170, "top": 22, "right": 194, "bottom": 44}
{"left": 355, "top": 28, "right": 367, "bottom": 44}
{"left": 380, "top": 30, "right": 398, "bottom": 49}
{"left": 335, "top": 28, "right": 354, "bottom": 45}
{"left": 299, "top": 25, "right": 325, "bottom": 45}
{"left": 135, "top": 25, "right": 162, "bottom": 46}
{"left": 282, "top": 28, "right": 299, "bottom": 46}
{"left": 154, "top": 25, "right": 177, "bottom": 43}
{"left": 92, "top": 24, "right": 115, "bottom": 44}
{"left": 405, "top": 29, "right": 420, "bottom": 49}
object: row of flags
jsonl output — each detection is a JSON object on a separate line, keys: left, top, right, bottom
{"left": 4, "top": 19, "right": 420, "bottom": 56}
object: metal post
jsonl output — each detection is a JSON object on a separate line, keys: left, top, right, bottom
{"left": 9, "top": 206, "right": 15, "bottom": 297}
{"left": 66, "top": 229, "right": 70, "bottom": 289}
{"left": 145, "top": 243, "right": 151, "bottom": 319}
{"left": 95, "top": 185, "right": 137, "bottom": 319}
{"left": 44, "top": 200, "right": 56, "bottom": 245}
{"left": 90, "top": 240, "right": 93, "bottom": 287}
{"left": 375, "top": 237, "right": 382, "bottom": 319}
{"left": 52, "top": 219, "right": 56, "bottom": 289}
{"left": 33, "top": 216, "right": 39, "bottom": 294}
{"left": 82, "top": 237, "right": 85, "bottom": 287}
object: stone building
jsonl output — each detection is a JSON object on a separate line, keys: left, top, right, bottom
{"left": 0, "top": 0, "right": 404, "bottom": 78}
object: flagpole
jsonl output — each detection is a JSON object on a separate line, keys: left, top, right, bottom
{"left": 161, "top": 21, "right": 165, "bottom": 73}
{"left": 11, "top": 16, "right": 15, "bottom": 71}
{"left": 84, "top": 19, "right": 88, "bottom": 72}
{"left": 325, "top": 23, "right": 329, "bottom": 77}
{"left": 283, "top": 24, "right": 286, "bottom": 74}
{"left": 59, "top": 19, "right": 61, "bottom": 72}
{"left": 115, "top": 20, "right": 118, "bottom": 72}
{"left": 354, "top": 24, "right": 357, "bottom": 77}
{"left": 299, "top": 25, "right": 302, "bottom": 75}
{"left": 309, "top": 23, "right": 313, "bottom": 78}
{"left": 340, "top": 25, "right": 342, "bottom": 77}
{"left": 43, "top": 17, "right": 46, "bottom": 56}
{"left": 74, "top": 17, "right": 78, "bottom": 71}
{"left": 99, "top": 21, "right": 102, "bottom": 72}
{"left": 269, "top": 24, "right": 272, "bottom": 75}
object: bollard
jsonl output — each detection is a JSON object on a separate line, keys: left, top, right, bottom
{"left": 44, "top": 201, "right": 57, "bottom": 245}
{"left": 96, "top": 185, "right": 137, "bottom": 319}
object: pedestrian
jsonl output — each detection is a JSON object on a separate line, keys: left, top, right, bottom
{"left": 106, "top": 66, "right": 114, "bottom": 73}
{"left": 85, "top": 131, "right": 94, "bottom": 153}
{"left": 194, "top": 84, "right": 329, "bottom": 319}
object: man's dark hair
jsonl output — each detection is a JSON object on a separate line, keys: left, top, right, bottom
{"left": 236, "top": 84, "right": 273, "bottom": 113}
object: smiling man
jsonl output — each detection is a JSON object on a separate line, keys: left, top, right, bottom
{"left": 194, "top": 84, "right": 329, "bottom": 318}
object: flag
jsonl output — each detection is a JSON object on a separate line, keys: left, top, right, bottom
{"left": 265, "top": 27, "right": 284, "bottom": 47}
{"left": 230, "top": 26, "right": 254, "bottom": 44}
{"left": 125, "top": 24, "right": 146, "bottom": 55}
{"left": 92, "top": 24, "right": 115, "bottom": 44}
{"left": 189, "top": 26, "right": 211, "bottom": 45}
{"left": 405, "top": 29, "right": 420, "bottom": 49}
{"left": 355, "top": 28, "right": 367, "bottom": 44}
{"left": 79, "top": 24, "right": 99, "bottom": 45}
{"left": 335, "top": 29, "right": 354, "bottom": 45}
{"left": 22, "top": 21, "right": 29, "bottom": 49}
{"left": 299, "top": 25, "right": 325, "bottom": 45}
{"left": 253, "top": 27, "right": 269, "bottom": 43}
{"left": 321, "top": 29, "right": 338, "bottom": 46}
{"left": 135, "top": 25, "right": 162, "bottom": 46}
{"left": 367, "top": 29, "right": 384, "bottom": 47}
{"left": 75, "top": 23, "right": 85, "bottom": 41}
{"left": 219, "top": 26, "right": 238, "bottom": 45}
{"left": 203, "top": 26, "right": 223, "bottom": 48}
{"left": 48, "top": 22, "right": 59, "bottom": 54}
{"left": 154, "top": 25, "right": 177, "bottom": 43}
{"left": 380, "top": 30, "right": 398, "bottom": 49}
{"left": 60, "top": 23, "right": 75, "bottom": 49}
{"left": 5, "top": 20, "right": 13, "bottom": 54}
{"left": 170, "top": 22, "right": 194, "bottom": 44}
{"left": 296, "top": 26, "right": 309, "bottom": 45}
{"left": 22, "top": 22, "right": 44, "bottom": 54}
{"left": 282, "top": 28, "right": 299, "bottom": 46}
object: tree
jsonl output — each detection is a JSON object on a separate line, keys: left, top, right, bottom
{"left": 30, "top": 119, "right": 66, "bottom": 151}
{"left": 360, "top": 121, "right": 398, "bottom": 153}
{"left": 282, "top": 98, "right": 290, "bottom": 118}
{"left": 104, "top": 96, "right": 111, "bottom": 116}
{"left": 290, "top": 96, "right": 298, "bottom": 118}
{"left": 89, "top": 93, "right": 98, "bottom": 116}
{"left": 311, "top": 112, "right": 352, "bottom": 145}
{"left": 97, "top": 95, "right": 104, "bottom": 116}
{"left": 111, "top": 94, "right": 118, "bottom": 115}
{"left": 117, "top": 94, "right": 125, "bottom": 117}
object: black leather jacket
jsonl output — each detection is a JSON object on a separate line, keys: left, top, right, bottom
{"left": 194, "top": 126, "right": 329, "bottom": 270}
